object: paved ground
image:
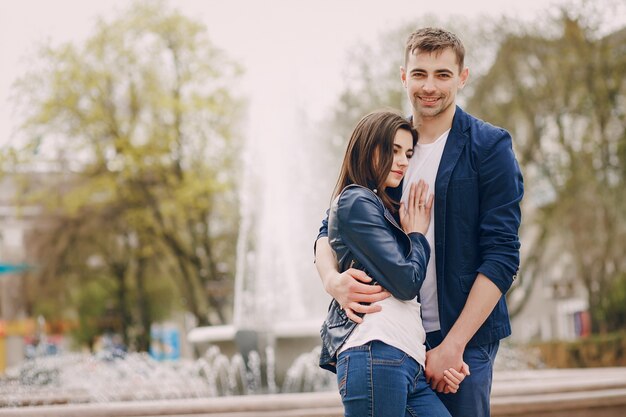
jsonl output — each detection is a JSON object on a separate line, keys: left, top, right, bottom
{"left": 1, "top": 367, "right": 625, "bottom": 417}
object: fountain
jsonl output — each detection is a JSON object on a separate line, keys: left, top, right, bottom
{"left": 186, "top": 85, "right": 336, "bottom": 390}
{"left": 0, "top": 345, "right": 336, "bottom": 407}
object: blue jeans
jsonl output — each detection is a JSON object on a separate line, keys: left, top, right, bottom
{"left": 336, "top": 340, "right": 451, "bottom": 417}
{"left": 426, "top": 331, "right": 499, "bottom": 417}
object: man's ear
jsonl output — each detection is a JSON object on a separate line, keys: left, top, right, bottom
{"left": 400, "top": 66, "right": 407, "bottom": 88}
{"left": 458, "top": 67, "right": 469, "bottom": 89}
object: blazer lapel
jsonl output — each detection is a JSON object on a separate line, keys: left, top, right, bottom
{"left": 434, "top": 106, "right": 470, "bottom": 288}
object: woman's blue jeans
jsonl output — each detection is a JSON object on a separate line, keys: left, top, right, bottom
{"left": 336, "top": 340, "right": 451, "bottom": 417}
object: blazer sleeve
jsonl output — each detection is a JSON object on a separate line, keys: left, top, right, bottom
{"left": 477, "top": 129, "right": 524, "bottom": 294}
{"left": 338, "top": 189, "right": 430, "bottom": 301}
{"left": 313, "top": 209, "right": 330, "bottom": 258}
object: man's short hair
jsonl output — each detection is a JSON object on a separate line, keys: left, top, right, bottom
{"left": 405, "top": 27, "right": 465, "bottom": 71}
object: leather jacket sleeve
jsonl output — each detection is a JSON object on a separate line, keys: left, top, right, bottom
{"left": 315, "top": 184, "right": 401, "bottom": 257}
{"left": 336, "top": 187, "right": 430, "bottom": 301}
{"left": 314, "top": 210, "right": 329, "bottom": 257}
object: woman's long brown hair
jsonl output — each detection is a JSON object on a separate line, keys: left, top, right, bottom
{"left": 332, "top": 110, "right": 417, "bottom": 212}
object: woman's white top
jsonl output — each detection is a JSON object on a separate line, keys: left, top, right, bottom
{"left": 338, "top": 296, "right": 426, "bottom": 366}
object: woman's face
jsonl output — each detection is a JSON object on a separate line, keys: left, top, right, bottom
{"left": 383, "top": 129, "right": 414, "bottom": 189}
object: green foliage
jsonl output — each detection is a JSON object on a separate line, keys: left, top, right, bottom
{"left": 5, "top": 1, "right": 244, "bottom": 349}
{"left": 71, "top": 278, "right": 111, "bottom": 349}
{"left": 533, "top": 332, "right": 626, "bottom": 368}
{"left": 467, "top": 8, "right": 626, "bottom": 328}
{"left": 595, "top": 273, "right": 626, "bottom": 333}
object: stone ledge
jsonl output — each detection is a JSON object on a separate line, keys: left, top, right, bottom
{"left": 2, "top": 368, "right": 625, "bottom": 417}
{"left": 492, "top": 388, "right": 626, "bottom": 417}
{"left": 3, "top": 390, "right": 626, "bottom": 417}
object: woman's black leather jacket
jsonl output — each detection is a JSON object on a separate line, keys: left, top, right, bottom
{"left": 318, "top": 184, "right": 430, "bottom": 373}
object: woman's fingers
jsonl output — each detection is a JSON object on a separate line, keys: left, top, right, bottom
{"left": 405, "top": 180, "right": 435, "bottom": 235}
{"left": 443, "top": 373, "right": 459, "bottom": 393}
{"left": 425, "top": 193, "right": 434, "bottom": 210}
{"left": 419, "top": 183, "right": 429, "bottom": 210}
{"left": 444, "top": 368, "right": 465, "bottom": 384}
{"left": 443, "top": 370, "right": 459, "bottom": 385}
{"left": 443, "top": 380, "right": 458, "bottom": 393}
{"left": 415, "top": 180, "right": 424, "bottom": 208}
{"left": 410, "top": 180, "right": 431, "bottom": 212}
{"left": 410, "top": 182, "right": 418, "bottom": 214}
{"left": 442, "top": 365, "right": 469, "bottom": 394}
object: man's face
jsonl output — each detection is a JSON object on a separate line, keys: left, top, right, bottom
{"left": 401, "top": 48, "right": 469, "bottom": 120}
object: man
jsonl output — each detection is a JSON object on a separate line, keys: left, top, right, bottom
{"left": 315, "top": 27, "right": 523, "bottom": 416}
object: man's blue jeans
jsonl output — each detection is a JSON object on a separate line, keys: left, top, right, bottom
{"left": 426, "top": 331, "right": 500, "bottom": 417}
{"left": 336, "top": 340, "right": 451, "bottom": 417}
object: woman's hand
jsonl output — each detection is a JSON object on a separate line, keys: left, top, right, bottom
{"left": 442, "top": 362, "right": 470, "bottom": 394}
{"left": 399, "top": 179, "right": 434, "bottom": 235}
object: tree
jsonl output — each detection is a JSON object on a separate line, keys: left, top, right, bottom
{"left": 467, "top": 6, "right": 626, "bottom": 331}
{"left": 5, "top": 1, "right": 243, "bottom": 349}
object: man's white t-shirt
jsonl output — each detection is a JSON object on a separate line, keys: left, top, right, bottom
{"left": 401, "top": 129, "right": 450, "bottom": 333}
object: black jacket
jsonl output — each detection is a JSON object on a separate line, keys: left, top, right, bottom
{"left": 319, "top": 184, "right": 430, "bottom": 373}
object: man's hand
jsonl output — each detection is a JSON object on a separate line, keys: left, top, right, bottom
{"left": 424, "top": 274, "right": 502, "bottom": 391}
{"left": 316, "top": 237, "right": 390, "bottom": 323}
{"left": 425, "top": 340, "right": 465, "bottom": 392}
{"left": 324, "top": 268, "right": 390, "bottom": 323}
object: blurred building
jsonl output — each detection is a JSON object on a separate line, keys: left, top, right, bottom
{"left": 0, "top": 172, "right": 63, "bottom": 371}
{"left": 0, "top": 174, "right": 35, "bottom": 370}
{"left": 510, "top": 268, "right": 590, "bottom": 342}
{"left": 509, "top": 192, "right": 591, "bottom": 342}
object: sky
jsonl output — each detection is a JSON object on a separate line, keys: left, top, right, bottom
{"left": 0, "top": 0, "right": 576, "bottom": 147}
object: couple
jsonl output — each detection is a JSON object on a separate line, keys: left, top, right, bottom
{"left": 315, "top": 28, "right": 523, "bottom": 417}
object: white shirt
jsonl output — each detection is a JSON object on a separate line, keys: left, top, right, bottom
{"left": 401, "top": 129, "right": 450, "bottom": 332}
{"left": 339, "top": 297, "right": 426, "bottom": 367}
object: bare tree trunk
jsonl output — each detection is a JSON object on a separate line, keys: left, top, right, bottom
{"left": 134, "top": 253, "right": 152, "bottom": 352}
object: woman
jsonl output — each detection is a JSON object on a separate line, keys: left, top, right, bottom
{"left": 319, "top": 111, "right": 467, "bottom": 416}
